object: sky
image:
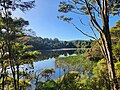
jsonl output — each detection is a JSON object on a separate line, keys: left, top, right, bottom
{"left": 13, "top": 0, "right": 120, "bottom": 41}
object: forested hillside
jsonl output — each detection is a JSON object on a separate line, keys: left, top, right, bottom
{"left": 26, "top": 37, "right": 93, "bottom": 50}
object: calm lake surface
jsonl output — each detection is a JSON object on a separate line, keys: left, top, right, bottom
{"left": 33, "top": 50, "right": 79, "bottom": 80}
{"left": 26, "top": 49, "right": 84, "bottom": 90}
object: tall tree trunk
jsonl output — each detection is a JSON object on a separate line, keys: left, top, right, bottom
{"left": 103, "top": 31, "right": 118, "bottom": 90}
{"left": 101, "top": 0, "right": 118, "bottom": 89}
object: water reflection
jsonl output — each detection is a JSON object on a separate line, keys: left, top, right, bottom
{"left": 33, "top": 50, "right": 85, "bottom": 80}
{"left": 36, "top": 49, "right": 85, "bottom": 62}
{"left": 28, "top": 50, "right": 85, "bottom": 90}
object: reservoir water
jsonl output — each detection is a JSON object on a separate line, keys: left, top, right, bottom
{"left": 26, "top": 50, "right": 81, "bottom": 90}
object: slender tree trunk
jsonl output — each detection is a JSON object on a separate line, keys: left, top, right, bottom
{"left": 1, "top": 61, "right": 4, "bottom": 90}
{"left": 1, "top": 73, "right": 5, "bottom": 90}
{"left": 10, "top": 64, "right": 17, "bottom": 90}
{"left": 8, "top": 44, "right": 17, "bottom": 90}
{"left": 16, "top": 64, "right": 20, "bottom": 90}
{"left": 1, "top": 62, "right": 8, "bottom": 90}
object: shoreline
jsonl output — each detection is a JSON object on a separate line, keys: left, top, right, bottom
{"left": 40, "top": 48, "right": 85, "bottom": 52}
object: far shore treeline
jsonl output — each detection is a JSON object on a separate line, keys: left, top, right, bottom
{"left": 26, "top": 36, "right": 93, "bottom": 50}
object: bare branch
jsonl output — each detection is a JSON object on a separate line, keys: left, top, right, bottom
{"left": 89, "top": 4, "right": 101, "bottom": 15}
{"left": 79, "top": 19, "right": 90, "bottom": 26}
{"left": 91, "top": 20, "right": 102, "bottom": 33}
{"left": 89, "top": 27, "right": 106, "bottom": 60}
{"left": 69, "top": 22, "right": 96, "bottom": 40}
{"left": 89, "top": 26, "right": 107, "bottom": 59}
{"left": 90, "top": 24, "right": 98, "bottom": 40}
{"left": 71, "top": 10, "right": 86, "bottom": 15}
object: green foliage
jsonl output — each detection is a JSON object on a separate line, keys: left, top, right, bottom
{"left": 110, "top": 21, "right": 120, "bottom": 43}
{"left": 35, "top": 55, "right": 97, "bottom": 90}
{"left": 40, "top": 68, "right": 55, "bottom": 81}
{"left": 56, "top": 59, "right": 113, "bottom": 90}
{"left": 56, "top": 71, "right": 79, "bottom": 83}
{"left": 115, "top": 62, "right": 120, "bottom": 78}
{"left": 56, "top": 71, "right": 80, "bottom": 90}
{"left": 110, "top": 21, "right": 120, "bottom": 61}
{"left": 84, "top": 42, "right": 103, "bottom": 61}
{"left": 40, "top": 68, "right": 55, "bottom": 75}
{"left": 92, "top": 58, "right": 109, "bottom": 89}
{"left": 58, "top": 1, "right": 75, "bottom": 13}
{"left": 0, "top": 0, "right": 38, "bottom": 90}
{"left": 27, "top": 36, "right": 92, "bottom": 50}
{"left": 115, "top": 20, "right": 120, "bottom": 27}
{"left": 35, "top": 80, "right": 57, "bottom": 90}
{"left": 21, "top": 51, "right": 40, "bottom": 60}
{"left": 19, "top": 79, "right": 32, "bottom": 90}
{"left": 93, "top": 59, "right": 108, "bottom": 77}
{"left": 0, "top": 76, "right": 32, "bottom": 90}
{"left": 58, "top": 0, "right": 120, "bottom": 17}
{"left": 56, "top": 55, "right": 84, "bottom": 66}
{"left": 91, "top": 59, "right": 120, "bottom": 90}
{"left": 0, "top": 0, "right": 35, "bottom": 13}
{"left": 35, "top": 56, "right": 120, "bottom": 90}
{"left": 84, "top": 20, "right": 120, "bottom": 62}
{"left": 113, "top": 41, "right": 120, "bottom": 61}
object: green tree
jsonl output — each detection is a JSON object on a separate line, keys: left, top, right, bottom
{"left": 0, "top": 17, "right": 40, "bottom": 90}
{"left": 113, "top": 41, "right": 120, "bottom": 62}
{"left": 58, "top": 0, "right": 120, "bottom": 89}
{"left": 110, "top": 20, "right": 120, "bottom": 43}
{"left": 35, "top": 80, "right": 57, "bottom": 90}
{"left": 0, "top": 0, "right": 38, "bottom": 90}
{"left": 84, "top": 42, "right": 103, "bottom": 61}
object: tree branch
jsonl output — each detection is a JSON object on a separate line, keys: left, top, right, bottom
{"left": 70, "top": 22, "right": 96, "bottom": 40}
{"left": 95, "top": 0, "right": 102, "bottom": 10}
{"left": 84, "top": 0, "right": 103, "bottom": 32}
{"left": 90, "top": 24, "right": 98, "bottom": 40}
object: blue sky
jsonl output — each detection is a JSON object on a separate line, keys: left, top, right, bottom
{"left": 13, "top": 0, "right": 120, "bottom": 41}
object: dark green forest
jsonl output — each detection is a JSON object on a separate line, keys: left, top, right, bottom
{"left": 26, "top": 36, "right": 93, "bottom": 50}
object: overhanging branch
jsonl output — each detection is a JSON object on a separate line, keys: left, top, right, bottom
{"left": 70, "top": 22, "right": 96, "bottom": 40}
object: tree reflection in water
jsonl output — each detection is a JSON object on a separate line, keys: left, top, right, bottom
{"left": 36, "top": 49, "right": 85, "bottom": 62}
